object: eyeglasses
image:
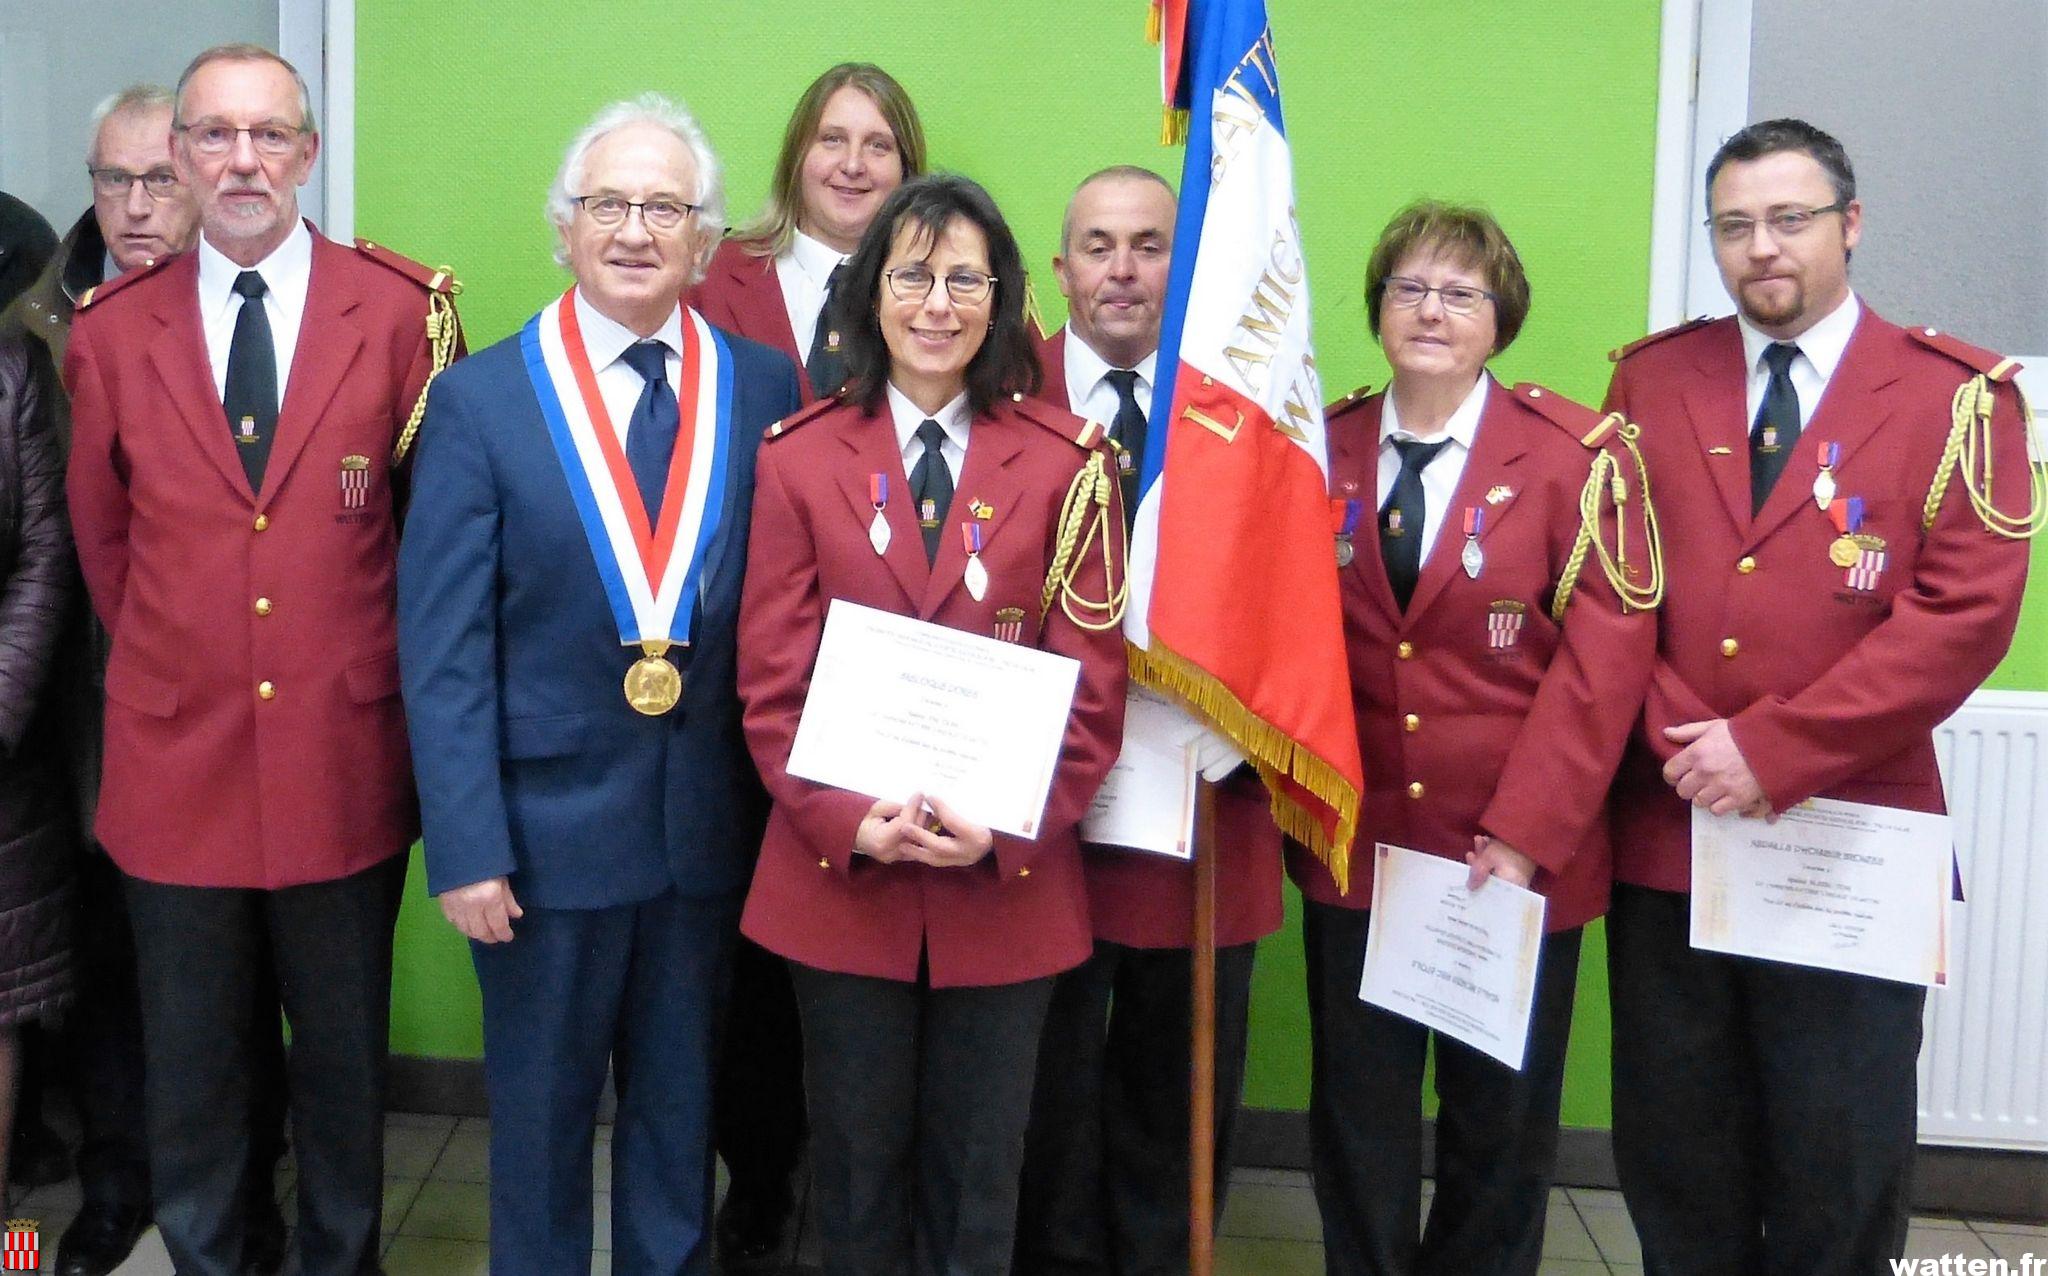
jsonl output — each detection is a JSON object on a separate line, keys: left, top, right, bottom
{"left": 174, "top": 122, "right": 308, "bottom": 158}
{"left": 884, "top": 264, "right": 997, "bottom": 306}
{"left": 1383, "top": 277, "right": 1496, "bottom": 315}
{"left": 573, "top": 195, "right": 699, "bottom": 231}
{"left": 1706, "top": 202, "right": 1847, "bottom": 244}
{"left": 89, "top": 167, "right": 182, "bottom": 200}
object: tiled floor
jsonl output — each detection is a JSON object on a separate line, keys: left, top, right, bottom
{"left": 8, "top": 1115, "right": 2043, "bottom": 1274}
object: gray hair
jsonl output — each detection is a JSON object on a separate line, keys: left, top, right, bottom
{"left": 174, "top": 44, "right": 318, "bottom": 136}
{"left": 89, "top": 85, "right": 176, "bottom": 163}
{"left": 546, "top": 94, "right": 726, "bottom": 274}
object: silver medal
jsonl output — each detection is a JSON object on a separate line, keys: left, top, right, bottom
{"left": 1812, "top": 469, "right": 1837, "bottom": 510}
{"left": 1461, "top": 536, "right": 1484, "bottom": 580}
{"left": 1335, "top": 536, "right": 1355, "bottom": 568}
{"left": 964, "top": 554, "right": 989, "bottom": 601}
{"left": 868, "top": 509, "right": 891, "bottom": 556}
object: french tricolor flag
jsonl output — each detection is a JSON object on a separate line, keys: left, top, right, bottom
{"left": 1131, "top": 0, "right": 1365, "bottom": 888}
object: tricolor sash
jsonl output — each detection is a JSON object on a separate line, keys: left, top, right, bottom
{"left": 520, "top": 289, "right": 734, "bottom": 650}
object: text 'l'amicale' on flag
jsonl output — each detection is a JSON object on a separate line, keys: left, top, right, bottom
{"left": 1132, "top": 0, "right": 1364, "bottom": 891}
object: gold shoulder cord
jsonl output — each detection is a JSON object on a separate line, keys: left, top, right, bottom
{"left": 1551, "top": 413, "right": 1666, "bottom": 622}
{"left": 1920, "top": 373, "right": 2048, "bottom": 538}
{"left": 392, "top": 283, "right": 464, "bottom": 464}
{"left": 1041, "top": 450, "right": 1129, "bottom": 630}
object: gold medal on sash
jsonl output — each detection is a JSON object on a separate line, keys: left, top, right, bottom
{"left": 624, "top": 640, "right": 683, "bottom": 715}
{"left": 1828, "top": 535, "right": 1862, "bottom": 568}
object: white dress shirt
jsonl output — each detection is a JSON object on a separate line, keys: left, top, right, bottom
{"left": 1738, "top": 291, "right": 1860, "bottom": 431}
{"left": 775, "top": 230, "right": 848, "bottom": 365}
{"left": 197, "top": 219, "right": 312, "bottom": 407}
{"left": 572, "top": 289, "right": 683, "bottom": 448}
{"left": 887, "top": 383, "right": 970, "bottom": 488}
{"left": 1375, "top": 372, "right": 1490, "bottom": 567}
{"left": 1063, "top": 327, "right": 1159, "bottom": 436}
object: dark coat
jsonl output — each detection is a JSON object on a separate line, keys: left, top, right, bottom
{"left": 0, "top": 331, "right": 76, "bottom": 1027}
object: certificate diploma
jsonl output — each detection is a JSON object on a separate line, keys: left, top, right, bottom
{"left": 1079, "top": 688, "right": 1201, "bottom": 859}
{"left": 786, "top": 600, "right": 1081, "bottom": 838}
{"left": 1357, "top": 844, "right": 1548, "bottom": 1071}
{"left": 1691, "top": 799, "right": 1951, "bottom": 986}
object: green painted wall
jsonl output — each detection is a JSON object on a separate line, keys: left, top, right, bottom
{"left": 358, "top": 0, "right": 1677, "bottom": 1128}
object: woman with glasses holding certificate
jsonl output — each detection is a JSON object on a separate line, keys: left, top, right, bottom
{"left": 1294, "top": 201, "right": 1661, "bottom": 1276}
{"left": 736, "top": 173, "right": 1127, "bottom": 1276}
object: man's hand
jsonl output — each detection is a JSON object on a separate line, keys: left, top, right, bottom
{"left": 854, "top": 796, "right": 923, "bottom": 864}
{"left": 901, "top": 794, "right": 995, "bottom": 868}
{"left": 439, "top": 876, "right": 523, "bottom": 944}
{"left": 1466, "top": 836, "right": 1538, "bottom": 891}
{"left": 1662, "top": 719, "right": 1768, "bottom": 815}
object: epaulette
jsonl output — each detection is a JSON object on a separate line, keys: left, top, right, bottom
{"left": 762, "top": 393, "right": 843, "bottom": 441}
{"left": 1522, "top": 381, "right": 1666, "bottom": 619}
{"left": 353, "top": 237, "right": 461, "bottom": 296}
{"left": 1011, "top": 392, "right": 1113, "bottom": 451}
{"left": 1907, "top": 326, "right": 2021, "bottom": 383}
{"left": 1324, "top": 384, "right": 1378, "bottom": 420}
{"left": 371, "top": 240, "right": 464, "bottom": 463}
{"left": 1608, "top": 316, "right": 1713, "bottom": 363}
{"left": 1511, "top": 382, "right": 1617, "bottom": 448}
{"left": 74, "top": 253, "right": 175, "bottom": 311}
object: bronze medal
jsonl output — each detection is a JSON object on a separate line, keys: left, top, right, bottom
{"left": 1828, "top": 535, "right": 1861, "bottom": 569}
{"left": 624, "top": 641, "right": 683, "bottom": 715}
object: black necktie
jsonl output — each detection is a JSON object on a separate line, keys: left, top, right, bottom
{"left": 1103, "top": 368, "right": 1147, "bottom": 532}
{"left": 910, "top": 418, "right": 953, "bottom": 564}
{"left": 806, "top": 263, "right": 847, "bottom": 398}
{"left": 1380, "top": 438, "right": 1450, "bottom": 610}
{"left": 622, "top": 341, "right": 678, "bottom": 524}
{"left": 222, "top": 270, "right": 277, "bottom": 490}
{"left": 1750, "top": 341, "right": 1801, "bottom": 514}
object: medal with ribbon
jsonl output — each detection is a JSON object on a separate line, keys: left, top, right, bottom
{"left": 1828, "top": 495, "right": 1888, "bottom": 589}
{"left": 868, "top": 473, "right": 892, "bottom": 556}
{"left": 1813, "top": 441, "right": 1840, "bottom": 510}
{"left": 520, "top": 290, "right": 734, "bottom": 716}
{"left": 960, "top": 522, "right": 989, "bottom": 601}
{"left": 1332, "top": 497, "right": 1362, "bottom": 567}
{"left": 1461, "top": 506, "right": 1486, "bottom": 579}
{"left": 1828, "top": 494, "right": 1868, "bottom": 566}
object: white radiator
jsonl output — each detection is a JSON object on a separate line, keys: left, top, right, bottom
{"left": 1918, "top": 690, "right": 2048, "bottom": 1150}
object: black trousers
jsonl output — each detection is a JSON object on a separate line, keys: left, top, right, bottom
{"left": 38, "top": 849, "right": 288, "bottom": 1213}
{"left": 1302, "top": 899, "right": 1583, "bottom": 1276}
{"left": 1607, "top": 884, "right": 1924, "bottom": 1276}
{"left": 789, "top": 960, "right": 1054, "bottom": 1276}
{"left": 124, "top": 854, "right": 406, "bottom": 1276}
{"left": 1014, "top": 939, "right": 1256, "bottom": 1276}
{"left": 713, "top": 935, "right": 806, "bottom": 1208}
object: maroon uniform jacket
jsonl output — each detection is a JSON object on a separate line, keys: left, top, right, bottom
{"left": 1602, "top": 308, "right": 2032, "bottom": 893}
{"left": 64, "top": 229, "right": 453, "bottom": 888}
{"left": 738, "top": 392, "right": 1128, "bottom": 986}
{"left": 685, "top": 238, "right": 814, "bottom": 405}
{"left": 1036, "top": 326, "right": 1283, "bottom": 949}
{"left": 1287, "top": 379, "right": 1657, "bottom": 932}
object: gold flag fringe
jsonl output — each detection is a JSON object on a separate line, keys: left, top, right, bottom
{"left": 1147, "top": 0, "right": 1163, "bottom": 43}
{"left": 1160, "top": 108, "right": 1190, "bottom": 146}
{"left": 1129, "top": 640, "right": 1360, "bottom": 894}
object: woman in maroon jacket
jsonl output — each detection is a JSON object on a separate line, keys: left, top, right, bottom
{"left": 1294, "top": 202, "right": 1659, "bottom": 1276}
{"left": 736, "top": 175, "right": 1126, "bottom": 1276}
{"left": 685, "top": 63, "right": 925, "bottom": 403}
{"left": 684, "top": 62, "right": 927, "bottom": 1262}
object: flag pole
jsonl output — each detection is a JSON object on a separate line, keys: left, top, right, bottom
{"left": 1189, "top": 778, "right": 1219, "bottom": 1276}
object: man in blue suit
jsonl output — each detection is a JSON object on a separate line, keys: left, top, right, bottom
{"left": 397, "top": 93, "right": 801, "bottom": 1275}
